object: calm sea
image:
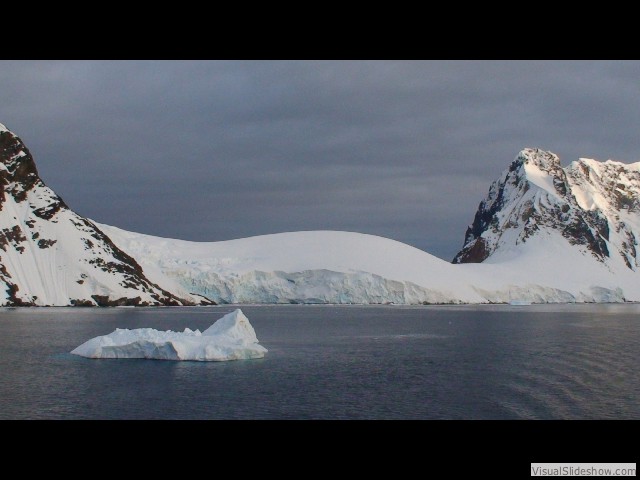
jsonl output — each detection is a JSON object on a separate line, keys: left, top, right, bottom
{"left": 0, "top": 304, "right": 638, "bottom": 419}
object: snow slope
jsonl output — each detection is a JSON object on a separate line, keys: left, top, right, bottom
{"left": 71, "top": 309, "right": 267, "bottom": 361}
{"left": 101, "top": 223, "right": 640, "bottom": 304}
{"left": 0, "top": 123, "right": 205, "bottom": 306}
{"left": 100, "top": 226, "right": 487, "bottom": 304}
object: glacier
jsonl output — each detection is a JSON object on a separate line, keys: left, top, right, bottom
{"left": 99, "top": 227, "right": 487, "bottom": 304}
{"left": 70, "top": 309, "right": 267, "bottom": 361}
{"left": 100, "top": 225, "right": 640, "bottom": 305}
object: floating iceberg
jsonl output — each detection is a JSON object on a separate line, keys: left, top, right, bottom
{"left": 71, "top": 309, "right": 267, "bottom": 361}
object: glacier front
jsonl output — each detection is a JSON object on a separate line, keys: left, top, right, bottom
{"left": 71, "top": 309, "right": 267, "bottom": 361}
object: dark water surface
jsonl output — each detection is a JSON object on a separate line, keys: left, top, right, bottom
{"left": 0, "top": 304, "right": 638, "bottom": 419}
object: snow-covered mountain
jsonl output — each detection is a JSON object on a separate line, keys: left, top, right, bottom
{"left": 446, "top": 148, "right": 640, "bottom": 303}
{"left": 1, "top": 121, "right": 638, "bottom": 306}
{"left": 0, "top": 123, "right": 208, "bottom": 306}
{"left": 453, "top": 148, "right": 640, "bottom": 273}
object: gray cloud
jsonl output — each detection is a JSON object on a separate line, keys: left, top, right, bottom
{"left": 2, "top": 60, "right": 639, "bottom": 260}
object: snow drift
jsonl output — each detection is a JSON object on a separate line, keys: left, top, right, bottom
{"left": 70, "top": 309, "right": 267, "bottom": 361}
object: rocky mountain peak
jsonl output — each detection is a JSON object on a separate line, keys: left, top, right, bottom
{"left": 0, "top": 122, "right": 210, "bottom": 306}
{"left": 0, "top": 124, "right": 43, "bottom": 204}
{"left": 453, "top": 148, "right": 614, "bottom": 265}
{"left": 515, "top": 148, "right": 561, "bottom": 170}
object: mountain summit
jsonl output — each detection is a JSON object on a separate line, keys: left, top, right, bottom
{"left": 453, "top": 148, "right": 639, "bottom": 271}
{"left": 0, "top": 123, "right": 206, "bottom": 306}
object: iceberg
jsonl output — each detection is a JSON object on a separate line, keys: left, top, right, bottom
{"left": 70, "top": 309, "right": 267, "bottom": 361}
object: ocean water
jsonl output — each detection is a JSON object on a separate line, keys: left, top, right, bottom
{"left": 0, "top": 304, "right": 638, "bottom": 419}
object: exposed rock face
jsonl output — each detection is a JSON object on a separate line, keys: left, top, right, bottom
{"left": 453, "top": 148, "right": 640, "bottom": 270}
{"left": 0, "top": 123, "right": 212, "bottom": 306}
{"left": 565, "top": 158, "right": 640, "bottom": 270}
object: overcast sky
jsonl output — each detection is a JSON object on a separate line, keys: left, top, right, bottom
{"left": 2, "top": 60, "right": 639, "bottom": 260}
